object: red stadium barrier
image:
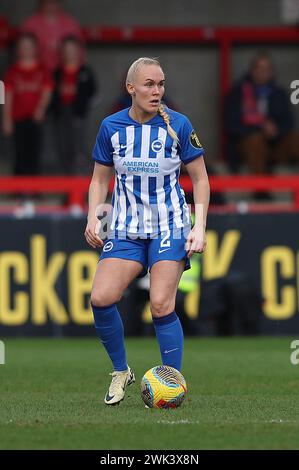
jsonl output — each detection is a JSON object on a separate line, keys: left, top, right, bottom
{"left": 0, "top": 175, "right": 299, "bottom": 211}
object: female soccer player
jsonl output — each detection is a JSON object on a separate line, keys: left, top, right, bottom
{"left": 85, "top": 57, "right": 210, "bottom": 405}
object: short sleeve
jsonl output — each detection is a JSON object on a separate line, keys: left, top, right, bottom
{"left": 92, "top": 121, "right": 114, "bottom": 166}
{"left": 178, "top": 117, "right": 204, "bottom": 165}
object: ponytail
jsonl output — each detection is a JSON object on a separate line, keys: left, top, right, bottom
{"left": 158, "top": 103, "right": 179, "bottom": 143}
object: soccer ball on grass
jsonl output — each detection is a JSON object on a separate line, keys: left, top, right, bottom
{"left": 140, "top": 365, "right": 187, "bottom": 409}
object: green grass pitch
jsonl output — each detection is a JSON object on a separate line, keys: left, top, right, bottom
{"left": 0, "top": 337, "right": 298, "bottom": 450}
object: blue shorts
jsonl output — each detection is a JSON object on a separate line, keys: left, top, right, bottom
{"left": 99, "top": 231, "right": 191, "bottom": 278}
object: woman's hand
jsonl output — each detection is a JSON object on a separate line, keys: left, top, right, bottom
{"left": 185, "top": 227, "right": 207, "bottom": 258}
{"left": 3, "top": 118, "right": 13, "bottom": 137}
{"left": 84, "top": 217, "right": 104, "bottom": 249}
{"left": 33, "top": 107, "right": 45, "bottom": 123}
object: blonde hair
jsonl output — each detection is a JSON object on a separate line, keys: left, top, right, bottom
{"left": 126, "top": 57, "right": 179, "bottom": 143}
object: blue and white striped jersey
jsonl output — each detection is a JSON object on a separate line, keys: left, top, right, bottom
{"left": 92, "top": 107, "right": 204, "bottom": 238}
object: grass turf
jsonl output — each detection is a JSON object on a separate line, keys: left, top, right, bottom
{"left": 0, "top": 337, "right": 298, "bottom": 450}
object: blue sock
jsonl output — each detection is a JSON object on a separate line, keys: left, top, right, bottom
{"left": 153, "top": 311, "right": 184, "bottom": 371}
{"left": 91, "top": 303, "right": 128, "bottom": 372}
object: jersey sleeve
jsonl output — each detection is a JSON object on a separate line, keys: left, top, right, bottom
{"left": 178, "top": 116, "right": 204, "bottom": 165}
{"left": 92, "top": 121, "right": 114, "bottom": 166}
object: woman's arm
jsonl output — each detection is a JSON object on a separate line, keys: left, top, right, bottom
{"left": 185, "top": 156, "right": 210, "bottom": 257}
{"left": 2, "top": 90, "right": 13, "bottom": 136}
{"left": 85, "top": 162, "right": 114, "bottom": 249}
{"left": 34, "top": 88, "right": 52, "bottom": 122}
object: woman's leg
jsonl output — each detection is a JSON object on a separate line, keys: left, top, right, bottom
{"left": 91, "top": 258, "right": 143, "bottom": 372}
{"left": 14, "top": 120, "right": 27, "bottom": 175}
{"left": 14, "top": 120, "right": 42, "bottom": 175}
{"left": 27, "top": 119, "right": 42, "bottom": 175}
{"left": 91, "top": 257, "right": 143, "bottom": 405}
{"left": 57, "top": 107, "right": 75, "bottom": 174}
{"left": 149, "top": 260, "right": 185, "bottom": 371}
{"left": 237, "top": 132, "right": 269, "bottom": 174}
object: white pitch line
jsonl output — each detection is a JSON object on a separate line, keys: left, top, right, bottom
{"left": 268, "top": 419, "right": 298, "bottom": 424}
{"left": 156, "top": 419, "right": 200, "bottom": 425}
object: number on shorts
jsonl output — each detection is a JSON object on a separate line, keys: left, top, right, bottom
{"left": 160, "top": 230, "right": 171, "bottom": 248}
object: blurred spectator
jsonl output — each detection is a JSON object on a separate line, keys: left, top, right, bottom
{"left": 225, "top": 52, "right": 299, "bottom": 174}
{"left": 2, "top": 33, "right": 53, "bottom": 175}
{"left": 51, "top": 35, "right": 97, "bottom": 174}
{"left": 0, "top": 16, "right": 10, "bottom": 49}
{"left": 21, "top": 0, "right": 83, "bottom": 73}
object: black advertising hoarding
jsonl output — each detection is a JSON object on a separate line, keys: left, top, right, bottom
{"left": 200, "top": 213, "right": 299, "bottom": 335}
{"left": 0, "top": 216, "right": 95, "bottom": 337}
{"left": 0, "top": 213, "right": 298, "bottom": 336}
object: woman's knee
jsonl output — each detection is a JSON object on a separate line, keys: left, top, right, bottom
{"left": 91, "top": 288, "right": 122, "bottom": 307}
{"left": 150, "top": 296, "right": 175, "bottom": 318}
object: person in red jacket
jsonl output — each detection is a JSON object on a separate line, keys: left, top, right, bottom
{"left": 51, "top": 35, "right": 97, "bottom": 174}
{"left": 21, "top": 0, "right": 83, "bottom": 73}
{"left": 2, "top": 33, "right": 54, "bottom": 175}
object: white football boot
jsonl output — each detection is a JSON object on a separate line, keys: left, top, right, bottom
{"left": 104, "top": 366, "right": 135, "bottom": 406}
